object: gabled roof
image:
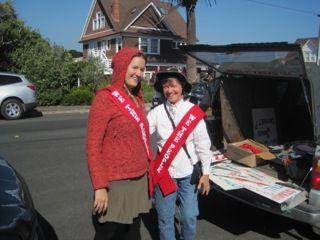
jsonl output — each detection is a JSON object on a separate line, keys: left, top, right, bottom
{"left": 80, "top": 0, "right": 186, "bottom": 42}
{"left": 295, "top": 37, "right": 319, "bottom": 47}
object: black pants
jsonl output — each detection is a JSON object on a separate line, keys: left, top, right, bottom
{"left": 92, "top": 215, "right": 141, "bottom": 240}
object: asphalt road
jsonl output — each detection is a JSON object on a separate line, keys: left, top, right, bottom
{"left": 0, "top": 112, "right": 317, "bottom": 240}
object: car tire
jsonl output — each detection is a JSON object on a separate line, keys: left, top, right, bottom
{"left": 1, "top": 99, "right": 24, "bottom": 120}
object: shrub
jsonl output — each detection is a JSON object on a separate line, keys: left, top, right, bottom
{"left": 96, "top": 77, "right": 111, "bottom": 91}
{"left": 143, "top": 91, "right": 154, "bottom": 103}
{"left": 37, "top": 90, "right": 63, "bottom": 106}
{"left": 62, "top": 87, "right": 94, "bottom": 106}
{"left": 141, "top": 80, "right": 154, "bottom": 103}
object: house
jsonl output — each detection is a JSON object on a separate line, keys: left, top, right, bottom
{"left": 295, "top": 37, "right": 320, "bottom": 64}
{"left": 80, "top": 0, "right": 195, "bottom": 80}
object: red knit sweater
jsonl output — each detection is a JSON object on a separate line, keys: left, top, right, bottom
{"left": 86, "top": 48, "right": 149, "bottom": 190}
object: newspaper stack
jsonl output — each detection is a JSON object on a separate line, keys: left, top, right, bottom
{"left": 209, "top": 162, "right": 307, "bottom": 211}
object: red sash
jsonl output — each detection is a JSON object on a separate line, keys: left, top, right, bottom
{"left": 104, "top": 86, "right": 154, "bottom": 194}
{"left": 153, "top": 105, "right": 205, "bottom": 196}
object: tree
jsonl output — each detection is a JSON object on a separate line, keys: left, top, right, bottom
{"left": 0, "top": 0, "right": 105, "bottom": 105}
{"left": 164, "top": 0, "right": 214, "bottom": 83}
{"left": 0, "top": 0, "right": 26, "bottom": 70}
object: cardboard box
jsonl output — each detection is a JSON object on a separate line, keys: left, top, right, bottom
{"left": 225, "top": 139, "right": 275, "bottom": 167}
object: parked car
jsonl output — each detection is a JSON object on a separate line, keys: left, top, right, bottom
{"left": 151, "top": 91, "right": 164, "bottom": 109}
{"left": 0, "top": 155, "right": 57, "bottom": 240}
{"left": 180, "top": 43, "right": 320, "bottom": 235}
{"left": 188, "top": 80, "right": 209, "bottom": 105}
{"left": 0, "top": 72, "right": 37, "bottom": 120}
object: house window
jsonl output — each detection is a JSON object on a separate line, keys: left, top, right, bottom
{"left": 116, "top": 37, "right": 122, "bottom": 52}
{"left": 144, "top": 72, "right": 152, "bottom": 81}
{"left": 172, "top": 41, "right": 186, "bottom": 49}
{"left": 89, "top": 41, "right": 97, "bottom": 50}
{"left": 139, "top": 38, "right": 160, "bottom": 54}
{"left": 93, "top": 11, "right": 105, "bottom": 30}
{"left": 100, "top": 39, "right": 111, "bottom": 50}
{"left": 304, "top": 51, "right": 312, "bottom": 62}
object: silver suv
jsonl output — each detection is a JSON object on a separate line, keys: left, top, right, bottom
{"left": 0, "top": 72, "right": 37, "bottom": 120}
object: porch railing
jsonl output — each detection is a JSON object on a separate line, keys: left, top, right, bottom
{"left": 89, "top": 49, "right": 113, "bottom": 75}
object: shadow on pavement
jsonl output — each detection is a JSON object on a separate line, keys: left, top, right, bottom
{"left": 23, "top": 109, "right": 43, "bottom": 119}
{"left": 198, "top": 190, "right": 318, "bottom": 239}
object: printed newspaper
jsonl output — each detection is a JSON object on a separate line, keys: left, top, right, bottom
{"left": 209, "top": 161, "right": 307, "bottom": 211}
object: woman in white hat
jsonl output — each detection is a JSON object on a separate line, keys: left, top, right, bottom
{"left": 148, "top": 70, "right": 212, "bottom": 240}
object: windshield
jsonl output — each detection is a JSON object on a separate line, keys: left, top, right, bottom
{"left": 180, "top": 43, "right": 306, "bottom": 79}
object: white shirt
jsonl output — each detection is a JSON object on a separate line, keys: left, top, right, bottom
{"left": 147, "top": 99, "right": 212, "bottom": 178}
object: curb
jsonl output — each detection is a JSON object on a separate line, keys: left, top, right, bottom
{"left": 35, "top": 106, "right": 90, "bottom": 115}
{"left": 36, "top": 103, "right": 152, "bottom": 115}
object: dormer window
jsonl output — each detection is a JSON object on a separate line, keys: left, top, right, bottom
{"left": 93, "top": 11, "right": 105, "bottom": 30}
{"left": 172, "top": 41, "right": 186, "bottom": 49}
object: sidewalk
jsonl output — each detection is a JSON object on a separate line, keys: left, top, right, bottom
{"left": 36, "top": 105, "right": 91, "bottom": 115}
{"left": 36, "top": 103, "right": 152, "bottom": 115}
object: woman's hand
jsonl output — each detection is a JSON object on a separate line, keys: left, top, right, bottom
{"left": 197, "top": 175, "right": 210, "bottom": 195}
{"left": 94, "top": 188, "right": 108, "bottom": 214}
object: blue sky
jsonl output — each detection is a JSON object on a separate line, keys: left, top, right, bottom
{"left": 7, "top": 0, "right": 320, "bottom": 51}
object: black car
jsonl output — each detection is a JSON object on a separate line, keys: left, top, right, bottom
{"left": 188, "top": 80, "right": 209, "bottom": 105}
{"left": 0, "top": 156, "right": 57, "bottom": 240}
{"left": 151, "top": 91, "right": 164, "bottom": 109}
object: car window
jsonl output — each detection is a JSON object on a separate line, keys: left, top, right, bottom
{"left": 0, "top": 75, "right": 22, "bottom": 86}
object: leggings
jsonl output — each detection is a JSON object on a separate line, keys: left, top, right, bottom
{"left": 92, "top": 215, "right": 141, "bottom": 240}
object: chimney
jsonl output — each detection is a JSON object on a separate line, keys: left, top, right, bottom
{"left": 111, "top": 0, "right": 120, "bottom": 22}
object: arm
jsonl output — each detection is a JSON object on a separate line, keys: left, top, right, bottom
{"left": 147, "top": 107, "right": 157, "bottom": 135}
{"left": 86, "top": 92, "right": 111, "bottom": 212}
{"left": 193, "top": 119, "right": 212, "bottom": 195}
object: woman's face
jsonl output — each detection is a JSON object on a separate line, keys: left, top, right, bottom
{"left": 124, "top": 56, "right": 146, "bottom": 90}
{"left": 162, "top": 78, "right": 183, "bottom": 104}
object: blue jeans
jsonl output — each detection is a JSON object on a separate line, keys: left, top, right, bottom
{"left": 155, "top": 174, "right": 199, "bottom": 240}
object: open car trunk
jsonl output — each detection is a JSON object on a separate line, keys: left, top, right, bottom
{"left": 180, "top": 43, "right": 320, "bottom": 229}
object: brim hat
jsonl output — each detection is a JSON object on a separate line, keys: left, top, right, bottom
{"left": 154, "top": 71, "right": 192, "bottom": 95}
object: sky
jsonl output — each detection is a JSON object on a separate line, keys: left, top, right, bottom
{"left": 6, "top": 0, "right": 320, "bottom": 51}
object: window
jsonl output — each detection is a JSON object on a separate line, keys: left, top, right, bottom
{"left": 93, "top": 11, "right": 105, "bottom": 30}
{"left": 139, "top": 38, "right": 160, "bottom": 54}
{"left": 89, "top": 41, "right": 97, "bottom": 50}
{"left": 116, "top": 37, "right": 122, "bottom": 52}
{"left": 100, "top": 39, "right": 111, "bottom": 50}
{"left": 0, "top": 75, "right": 22, "bottom": 86}
{"left": 172, "top": 41, "right": 186, "bottom": 49}
{"left": 144, "top": 72, "right": 152, "bottom": 82}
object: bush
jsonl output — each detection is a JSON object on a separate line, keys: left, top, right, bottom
{"left": 62, "top": 87, "right": 94, "bottom": 106}
{"left": 96, "top": 77, "right": 111, "bottom": 91}
{"left": 143, "top": 90, "right": 154, "bottom": 103}
{"left": 141, "top": 80, "right": 154, "bottom": 103}
{"left": 37, "top": 90, "right": 63, "bottom": 106}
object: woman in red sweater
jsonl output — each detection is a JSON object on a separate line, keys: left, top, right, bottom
{"left": 86, "top": 48, "right": 153, "bottom": 240}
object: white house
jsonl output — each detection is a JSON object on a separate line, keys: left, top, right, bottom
{"left": 296, "top": 37, "right": 320, "bottom": 64}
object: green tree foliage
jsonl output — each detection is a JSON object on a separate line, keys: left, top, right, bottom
{"left": 79, "top": 57, "right": 105, "bottom": 92}
{"left": 9, "top": 32, "right": 74, "bottom": 105}
{"left": 0, "top": 0, "right": 104, "bottom": 105}
{"left": 68, "top": 49, "right": 83, "bottom": 58}
{"left": 0, "top": 0, "right": 26, "bottom": 69}
{"left": 62, "top": 87, "right": 95, "bottom": 106}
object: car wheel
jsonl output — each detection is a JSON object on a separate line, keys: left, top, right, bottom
{"left": 1, "top": 99, "right": 24, "bottom": 120}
